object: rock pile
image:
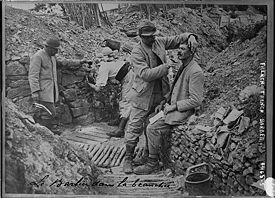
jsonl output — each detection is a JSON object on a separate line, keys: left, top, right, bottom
{"left": 170, "top": 84, "right": 265, "bottom": 196}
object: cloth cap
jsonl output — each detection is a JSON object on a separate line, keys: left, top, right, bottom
{"left": 44, "top": 37, "right": 60, "bottom": 49}
{"left": 138, "top": 20, "right": 158, "bottom": 36}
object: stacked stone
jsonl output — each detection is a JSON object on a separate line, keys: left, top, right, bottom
{"left": 4, "top": 6, "right": 130, "bottom": 125}
{"left": 170, "top": 103, "right": 265, "bottom": 196}
{"left": 5, "top": 56, "right": 32, "bottom": 106}
{"left": 171, "top": 124, "right": 212, "bottom": 175}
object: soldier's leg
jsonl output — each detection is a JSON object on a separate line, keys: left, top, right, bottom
{"left": 123, "top": 106, "right": 148, "bottom": 174}
{"left": 107, "top": 98, "right": 131, "bottom": 138}
{"left": 133, "top": 117, "right": 171, "bottom": 175}
{"left": 133, "top": 118, "right": 149, "bottom": 165}
{"left": 35, "top": 101, "right": 60, "bottom": 135}
{"left": 160, "top": 128, "right": 173, "bottom": 169}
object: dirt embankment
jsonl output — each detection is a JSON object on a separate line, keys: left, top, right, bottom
{"left": 5, "top": 98, "right": 102, "bottom": 194}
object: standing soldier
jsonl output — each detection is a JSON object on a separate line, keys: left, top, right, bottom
{"left": 123, "top": 19, "right": 198, "bottom": 174}
{"left": 87, "top": 60, "right": 135, "bottom": 138}
{"left": 28, "top": 37, "right": 91, "bottom": 135}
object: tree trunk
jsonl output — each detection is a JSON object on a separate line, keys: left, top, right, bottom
{"left": 61, "top": 3, "right": 113, "bottom": 29}
{"left": 94, "top": 4, "right": 101, "bottom": 27}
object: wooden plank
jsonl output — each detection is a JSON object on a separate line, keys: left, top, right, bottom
{"left": 80, "top": 131, "right": 110, "bottom": 139}
{"left": 89, "top": 143, "right": 102, "bottom": 159}
{"left": 74, "top": 133, "right": 107, "bottom": 142}
{"left": 65, "top": 136, "right": 98, "bottom": 145}
{"left": 78, "top": 143, "right": 86, "bottom": 149}
{"left": 91, "top": 144, "right": 105, "bottom": 162}
{"left": 94, "top": 144, "right": 110, "bottom": 165}
{"left": 87, "top": 143, "right": 97, "bottom": 153}
{"left": 68, "top": 141, "right": 86, "bottom": 148}
{"left": 110, "top": 146, "right": 123, "bottom": 167}
{"left": 98, "top": 145, "right": 114, "bottom": 167}
{"left": 75, "top": 132, "right": 108, "bottom": 140}
{"left": 115, "top": 146, "right": 126, "bottom": 166}
{"left": 103, "top": 146, "right": 119, "bottom": 167}
{"left": 80, "top": 126, "right": 114, "bottom": 134}
{"left": 83, "top": 144, "right": 90, "bottom": 150}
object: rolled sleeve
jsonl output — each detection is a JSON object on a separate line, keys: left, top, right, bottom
{"left": 28, "top": 55, "right": 42, "bottom": 93}
{"left": 176, "top": 71, "right": 204, "bottom": 111}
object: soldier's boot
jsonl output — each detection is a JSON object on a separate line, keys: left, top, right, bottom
{"left": 123, "top": 144, "right": 135, "bottom": 174}
{"left": 133, "top": 157, "right": 160, "bottom": 175}
{"left": 133, "top": 148, "right": 149, "bottom": 166}
{"left": 107, "top": 117, "right": 128, "bottom": 138}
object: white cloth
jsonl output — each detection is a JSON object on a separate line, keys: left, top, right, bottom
{"left": 95, "top": 60, "right": 135, "bottom": 119}
{"left": 95, "top": 61, "right": 125, "bottom": 87}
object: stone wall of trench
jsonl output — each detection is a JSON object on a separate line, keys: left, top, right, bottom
{"left": 5, "top": 53, "right": 121, "bottom": 126}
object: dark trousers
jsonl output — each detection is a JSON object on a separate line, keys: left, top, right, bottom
{"left": 33, "top": 101, "right": 56, "bottom": 130}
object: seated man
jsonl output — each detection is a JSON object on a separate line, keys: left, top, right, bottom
{"left": 88, "top": 60, "right": 135, "bottom": 138}
{"left": 133, "top": 40, "right": 204, "bottom": 174}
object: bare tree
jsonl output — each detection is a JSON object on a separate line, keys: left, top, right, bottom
{"left": 60, "top": 3, "right": 112, "bottom": 29}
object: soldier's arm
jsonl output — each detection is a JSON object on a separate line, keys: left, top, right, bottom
{"left": 131, "top": 49, "right": 169, "bottom": 82}
{"left": 158, "top": 33, "right": 198, "bottom": 50}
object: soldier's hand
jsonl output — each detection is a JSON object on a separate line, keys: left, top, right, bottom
{"left": 188, "top": 35, "right": 198, "bottom": 53}
{"left": 164, "top": 59, "right": 177, "bottom": 69}
{"left": 154, "top": 104, "right": 162, "bottom": 113}
{"left": 154, "top": 100, "right": 166, "bottom": 113}
{"left": 87, "top": 82, "right": 101, "bottom": 92}
{"left": 164, "top": 103, "right": 177, "bottom": 115}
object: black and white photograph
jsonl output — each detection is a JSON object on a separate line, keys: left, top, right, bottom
{"left": 2, "top": 0, "right": 273, "bottom": 197}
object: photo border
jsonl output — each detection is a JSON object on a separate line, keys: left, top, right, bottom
{"left": 2, "top": 0, "right": 274, "bottom": 197}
